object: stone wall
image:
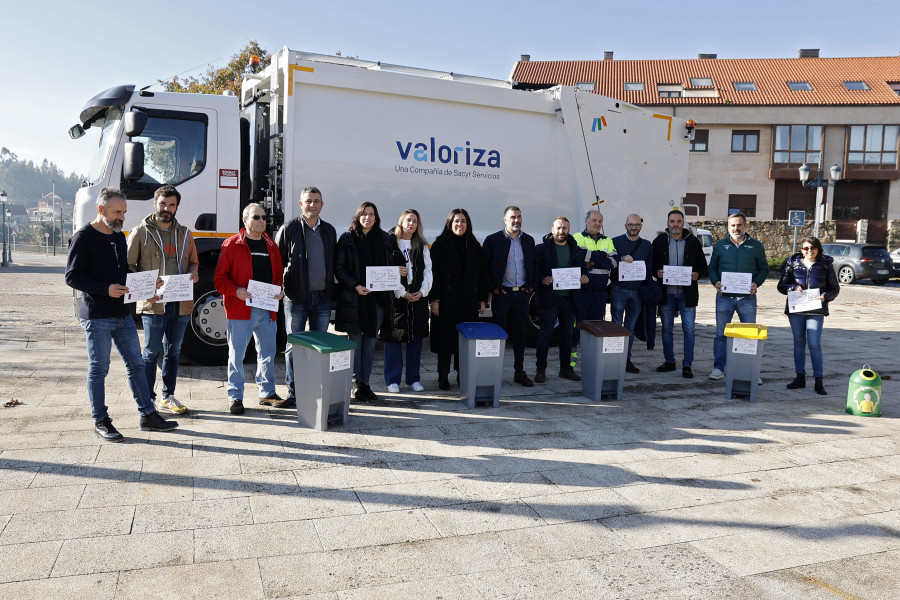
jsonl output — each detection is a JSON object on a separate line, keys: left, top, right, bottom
{"left": 888, "top": 220, "right": 900, "bottom": 250}
{"left": 693, "top": 220, "right": 837, "bottom": 259}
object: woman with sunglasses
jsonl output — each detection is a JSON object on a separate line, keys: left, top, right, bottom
{"left": 777, "top": 236, "right": 840, "bottom": 395}
{"left": 382, "top": 209, "right": 432, "bottom": 393}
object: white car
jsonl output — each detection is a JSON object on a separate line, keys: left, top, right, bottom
{"left": 695, "top": 228, "right": 715, "bottom": 264}
{"left": 891, "top": 248, "right": 900, "bottom": 279}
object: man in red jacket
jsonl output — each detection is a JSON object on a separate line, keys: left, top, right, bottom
{"left": 214, "top": 203, "right": 284, "bottom": 414}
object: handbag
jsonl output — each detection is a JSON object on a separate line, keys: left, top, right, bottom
{"left": 639, "top": 279, "right": 664, "bottom": 305}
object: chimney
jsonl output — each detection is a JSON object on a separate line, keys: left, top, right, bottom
{"left": 604, "top": 51, "right": 614, "bottom": 61}
{"left": 798, "top": 49, "right": 820, "bottom": 58}
{"left": 520, "top": 54, "right": 530, "bottom": 62}
{"left": 698, "top": 53, "right": 717, "bottom": 59}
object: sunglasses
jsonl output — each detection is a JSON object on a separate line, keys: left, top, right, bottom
{"left": 248, "top": 214, "right": 265, "bottom": 221}
{"left": 800, "top": 246, "right": 814, "bottom": 251}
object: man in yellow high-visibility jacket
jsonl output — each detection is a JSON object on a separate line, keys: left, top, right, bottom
{"left": 571, "top": 210, "right": 618, "bottom": 366}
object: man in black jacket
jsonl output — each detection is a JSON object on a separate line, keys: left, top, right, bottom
{"left": 481, "top": 206, "right": 536, "bottom": 387}
{"left": 275, "top": 186, "right": 337, "bottom": 404}
{"left": 651, "top": 210, "right": 708, "bottom": 379}
{"left": 534, "top": 217, "right": 589, "bottom": 383}
{"left": 65, "top": 187, "right": 178, "bottom": 441}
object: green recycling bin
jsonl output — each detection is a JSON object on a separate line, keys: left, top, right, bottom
{"left": 846, "top": 366, "right": 881, "bottom": 417}
{"left": 287, "top": 331, "right": 357, "bottom": 430}
{"left": 724, "top": 323, "right": 767, "bottom": 402}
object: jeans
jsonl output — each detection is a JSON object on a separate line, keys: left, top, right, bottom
{"left": 384, "top": 338, "right": 423, "bottom": 385}
{"left": 350, "top": 305, "right": 384, "bottom": 384}
{"left": 660, "top": 294, "right": 696, "bottom": 367}
{"left": 610, "top": 285, "right": 642, "bottom": 360}
{"left": 141, "top": 302, "right": 190, "bottom": 400}
{"left": 285, "top": 293, "right": 334, "bottom": 397}
{"left": 714, "top": 294, "right": 758, "bottom": 370}
{"left": 788, "top": 313, "right": 825, "bottom": 377}
{"left": 491, "top": 290, "right": 529, "bottom": 372}
{"left": 79, "top": 316, "right": 156, "bottom": 422}
{"left": 226, "top": 307, "right": 277, "bottom": 400}
{"left": 536, "top": 295, "right": 577, "bottom": 370}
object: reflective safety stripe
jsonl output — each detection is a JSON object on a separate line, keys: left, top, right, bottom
{"left": 572, "top": 232, "right": 616, "bottom": 253}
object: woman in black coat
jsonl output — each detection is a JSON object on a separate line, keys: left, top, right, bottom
{"left": 428, "top": 208, "right": 484, "bottom": 390}
{"left": 334, "top": 202, "right": 398, "bottom": 401}
{"left": 776, "top": 236, "right": 840, "bottom": 395}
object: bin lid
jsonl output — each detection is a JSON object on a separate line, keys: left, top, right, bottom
{"left": 723, "top": 322, "right": 767, "bottom": 340}
{"left": 577, "top": 320, "right": 632, "bottom": 337}
{"left": 286, "top": 330, "right": 358, "bottom": 353}
{"left": 456, "top": 322, "right": 509, "bottom": 340}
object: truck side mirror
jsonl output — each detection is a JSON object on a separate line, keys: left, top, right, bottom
{"left": 124, "top": 111, "right": 148, "bottom": 137}
{"left": 123, "top": 141, "right": 145, "bottom": 181}
{"left": 68, "top": 124, "right": 86, "bottom": 140}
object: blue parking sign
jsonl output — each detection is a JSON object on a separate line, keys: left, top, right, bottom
{"left": 789, "top": 211, "right": 805, "bottom": 227}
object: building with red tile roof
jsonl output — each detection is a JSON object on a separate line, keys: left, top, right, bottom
{"left": 511, "top": 51, "right": 900, "bottom": 243}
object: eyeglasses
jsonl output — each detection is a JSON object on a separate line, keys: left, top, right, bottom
{"left": 249, "top": 215, "right": 265, "bottom": 221}
{"left": 626, "top": 224, "right": 642, "bottom": 227}
{"left": 800, "top": 246, "right": 814, "bottom": 251}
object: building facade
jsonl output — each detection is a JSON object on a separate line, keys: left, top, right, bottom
{"left": 511, "top": 51, "right": 900, "bottom": 243}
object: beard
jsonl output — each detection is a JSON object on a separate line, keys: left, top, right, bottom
{"left": 156, "top": 211, "right": 174, "bottom": 223}
{"left": 104, "top": 217, "right": 124, "bottom": 232}
{"left": 554, "top": 234, "right": 567, "bottom": 243}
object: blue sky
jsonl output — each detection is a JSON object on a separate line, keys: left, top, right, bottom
{"left": 2, "top": 0, "right": 898, "bottom": 176}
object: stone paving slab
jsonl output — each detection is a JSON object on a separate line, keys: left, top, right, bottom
{"left": 1, "top": 254, "right": 899, "bottom": 598}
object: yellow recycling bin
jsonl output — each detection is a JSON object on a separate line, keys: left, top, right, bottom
{"left": 724, "top": 323, "right": 767, "bottom": 402}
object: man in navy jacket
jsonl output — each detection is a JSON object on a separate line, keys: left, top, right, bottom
{"left": 65, "top": 188, "right": 178, "bottom": 442}
{"left": 481, "top": 206, "right": 536, "bottom": 387}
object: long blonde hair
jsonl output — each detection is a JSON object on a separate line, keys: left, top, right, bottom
{"left": 393, "top": 209, "right": 428, "bottom": 249}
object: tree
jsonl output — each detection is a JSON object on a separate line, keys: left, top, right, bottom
{"left": 159, "top": 41, "right": 272, "bottom": 96}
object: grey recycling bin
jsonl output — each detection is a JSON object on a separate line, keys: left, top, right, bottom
{"left": 287, "top": 331, "right": 357, "bottom": 430}
{"left": 578, "top": 320, "right": 631, "bottom": 402}
{"left": 456, "top": 322, "right": 508, "bottom": 409}
{"left": 724, "top": 323, "right": 767, "bottom": 402}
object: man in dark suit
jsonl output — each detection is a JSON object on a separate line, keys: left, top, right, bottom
{"left": 481, "top": 206, "right": 536, "bottom": 387}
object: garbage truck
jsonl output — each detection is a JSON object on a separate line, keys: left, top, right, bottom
{"left": 69, "top": 47, "right": 693, "bottom": 364}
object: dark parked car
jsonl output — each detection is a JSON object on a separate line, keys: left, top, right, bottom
{"left": 821, "top": 243, "right": 893, "bottom": 285}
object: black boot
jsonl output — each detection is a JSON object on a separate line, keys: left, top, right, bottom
{"left": 786, "top": 373, "right": 806, "bottom": 389}
{"left": 815, "top": 377, "right": 827, "bottom": 395}
{"left": 139, "top": 411, "right": 179, "bottom": 431}
{"left": 94, "top": 417, "right": 124, "bottom": 442}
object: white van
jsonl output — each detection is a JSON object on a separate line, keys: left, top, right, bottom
{"left": 695, "top": 228, "right": 715, "bottom": 264}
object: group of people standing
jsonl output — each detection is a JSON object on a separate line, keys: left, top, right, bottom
{"left": 66, "top": 185, "right": 841, "bottom": 443}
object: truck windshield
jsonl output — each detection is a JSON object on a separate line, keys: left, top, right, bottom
{"left": 88, "top": 107, "right": 123, "bottom": 184}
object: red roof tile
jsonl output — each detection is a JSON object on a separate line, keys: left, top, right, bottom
{"left": 512, "top": 57, "right": 900, "bottom": 106}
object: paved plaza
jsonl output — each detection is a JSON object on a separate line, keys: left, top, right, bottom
{"left": 0, "top": 253, "right": 898, "bottom": 599}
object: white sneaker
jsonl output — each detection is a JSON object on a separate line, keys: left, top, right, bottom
{"left": 387, "top": 383, "right": 400, "bottom": 393}
{"left": 156, "top": 396, "right": 188, "bottom": 414}
{"left": 410, "top": 381, "right": 425, "bottom": 392}
{"left": 708, "top": 368, "right": 725, "bottom": 380}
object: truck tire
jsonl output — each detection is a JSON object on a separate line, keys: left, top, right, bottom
{"left": 181, "top": 271, "right": 229, "bottom": 365}
{"left": 526, "top": 291, "right": 559, "bottom": 347}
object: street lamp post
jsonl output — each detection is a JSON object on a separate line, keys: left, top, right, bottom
{"left": 0, "top": 191, "right": 9, "bottom": 267}
{"left": 799, "top": 155, "right": 842, "bottom": 239}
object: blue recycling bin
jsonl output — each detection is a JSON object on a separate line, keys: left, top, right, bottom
{"left": 456, "top": 322, "right": 508, "bottom": 408}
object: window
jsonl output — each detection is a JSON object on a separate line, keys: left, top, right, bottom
{"left": 684, "top": 193, "right": 706, "bottom": 216}
{"left": 728, "top": 194, "right": 756, "bottom": 218}
{"left": 129, "top": 109, "right": 208, "bottom": 194}
{"left": 623, "top": 82, "right": 644, "bottom": 91}
{"left": 657, "top": 84, "right": 683, "bottom": 98}
{"left": 889, "top": 83, "right": 900, "bottom": 97}
{"left": 847, "top": 125, "right": 899, "bottom": 168}
{"left": 773, "top": 125, "right": 823, "bottom": 166}
{"left": 843, "top": 81, "right": 870, "bottom": 91}
{"left": 690, "top": 129, "right": 709, "bottom": 152}
{"left": 690, "top": 77, "right": 713, "bottom": 87}
{"left": 733, "top": 82, "right": 757, "bottom": 91}
{"left": 575, "top": 82, "right": 595, "bottom": 92}
{"left": 731, "top": 130, "right": 759, "bottom": 153}
{"left": 787, "top": 81, "right": 813, "bottom": 91}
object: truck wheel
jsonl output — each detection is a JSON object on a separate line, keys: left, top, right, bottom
{"left": 181, "top": 275, "right": 229, "bottom": 365}
{"left": 526, "top": 291, "right": 559, "bottom": 347}
{"left": 838, "top": 265, "right": 856, "bottom": 284}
